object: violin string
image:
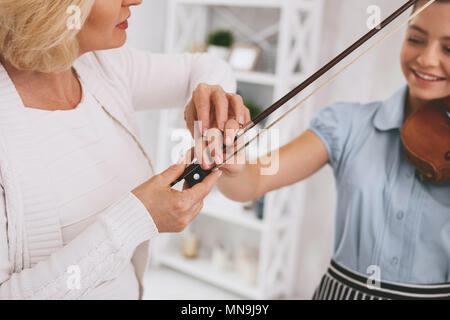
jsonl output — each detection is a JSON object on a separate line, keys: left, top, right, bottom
{"left": 215, "top": 0, "right": 436, "bottom": 169}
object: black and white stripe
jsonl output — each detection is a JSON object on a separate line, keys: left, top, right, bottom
{"left": 312, "top": 260, "right": 450, "bottom": 300}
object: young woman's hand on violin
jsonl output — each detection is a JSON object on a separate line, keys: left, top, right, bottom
{"left": 184, "top": 83, "right": 251, "bottom": 174}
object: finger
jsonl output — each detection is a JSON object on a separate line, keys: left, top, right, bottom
{"left": 202, "top": 144, "right": 214, "bottom": 170}
{"left": 227, "top": 93, "right": 246, "bottom": 126}
{"left": 195, "top": 136, "right": 212, "bottom": 170}
{"left": 181, "top": 201, "right": 203, "bottom": 230}
{"left": 181, "top": 147, "right": 195, "bottom": 166}
{"left": 188, "top": 201, "right": 203, "bottom": 220}
{"left": 159, "top": 162, "right": 187, "bottom": 185}
{"left": 224, "top": 128, "right": 246, "bottom": 167}
{"left": 205, "top": 127, "right": 224, "bottom": 165}
{"left": 224, "top": 119, "right": 240, "bottom": 146}
{"left": 193, "top": 84, "right": 211, "bottom": 135}
{"left": 234, "top": 131, "right": 247, "bottom": 165}
{"left": 182, "top": 169, "right": 222, "bottom": 204}
{"left": 192, "top": 116, "right": 203, "bottom": 141}
{"left": 211, "top": 88, "right": 229, "bottom": 131}
{"left": 193, "top": 122, "right": 210, "bottom": 169}
{"left": 244, "top": 107, "right": 251, "bottom": 124}
{"left": 187, "top": 147, "right": 195, "bottom": 163}
{"left": 184, "top": 101, "right": 198, "bottom": 137}
{"left": 191, "top": 201, "right": 204, "bottom": 219}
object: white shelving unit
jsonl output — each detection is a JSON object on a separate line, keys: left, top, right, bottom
{"left": 153, "top": 0, "right": 324, "bottom": 299}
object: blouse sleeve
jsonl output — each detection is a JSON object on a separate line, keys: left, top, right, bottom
{"left": 0, "top": 188, "right": 159, "bottom": 299}
{"left": 308, "top": 102, "right": 356, "bottom": 174}
{"left": 102, "top": 47, "right": 237, "bottom": 111}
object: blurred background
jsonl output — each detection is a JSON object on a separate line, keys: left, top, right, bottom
{"left": 125, "top": 0, "right": 409, "bottom": 299}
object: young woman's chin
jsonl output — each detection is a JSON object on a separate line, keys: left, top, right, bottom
{"left": 409, "top": 88, "right": 447, "bottom": 103}
{"left": 408, "top": 84, "right": 449, "bottom": 102}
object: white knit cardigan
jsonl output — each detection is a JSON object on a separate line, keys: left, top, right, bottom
{"left": 0, "top": 47, "right": 236, "bottom": 299}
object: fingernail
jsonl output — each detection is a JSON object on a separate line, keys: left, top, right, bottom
{"left": 238, "top": 116, "right": 245, "bottom": 125}
{"left": 219, "top": 122, "right": 225, "bottom": 131}
{"left": 177, "top": 156, "right": 184, "bottom": 164}
{"left": 226, "top": 136, "right": 232, "bottom": 145}
{"left": 215, "top": 155, "right": 222, "bottom": 164}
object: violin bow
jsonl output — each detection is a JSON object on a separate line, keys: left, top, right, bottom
{"left": 171, "top": 0, "right": 436, "bottom": 188}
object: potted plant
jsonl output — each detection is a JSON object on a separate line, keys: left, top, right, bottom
{"left": 206, "top": 29, "right": 234, "bottom": 60}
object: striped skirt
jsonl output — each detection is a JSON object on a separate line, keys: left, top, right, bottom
{"left": 312, "top": 260, "right": 450, "bottom": 300}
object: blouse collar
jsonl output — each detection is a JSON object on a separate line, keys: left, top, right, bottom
{"left": 372, "top": 84, "right": 409, "bottom": 131}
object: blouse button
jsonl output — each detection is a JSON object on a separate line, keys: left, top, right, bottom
{"left": 391, "top": 257, "right": 399, "bottom": 266}
{"left": 396, "top": 211, "right": 404, "bottom": 220}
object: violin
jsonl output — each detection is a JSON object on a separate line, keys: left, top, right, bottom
{"left": 171, "top": 0, "right": 442, "bottom": 188}
{"left": 401, "top": 97, "right": 450, "bottom": 183}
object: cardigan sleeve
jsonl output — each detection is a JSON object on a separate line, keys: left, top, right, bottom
{"left": 0, "top": 189, "right": 159, "bottom": 299}
{"left": 101, "top": 47, "right": 237, "bottom": 110}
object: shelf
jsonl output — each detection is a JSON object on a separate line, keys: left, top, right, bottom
{"left": 201, "top": 191, "right": 264, "bottom": 231}
{"left": 234, "top": 70, "right": 277, "bottom": 86}
{"left": 158, "top": 252, "right": 261, "bottom": 299}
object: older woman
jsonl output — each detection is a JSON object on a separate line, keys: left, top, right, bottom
{"left": 0, "top": 0, "right": 249, "bottom": 299}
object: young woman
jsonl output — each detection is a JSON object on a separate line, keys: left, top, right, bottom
{"left": 204, "top": 0, "right": 450, "bottom": 299}
{"left": 0, "top": 0, "right": 248, "bottom": 299}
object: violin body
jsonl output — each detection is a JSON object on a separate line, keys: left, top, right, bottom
{"left": 401, "top": 97, "right": 450, "bottom": 183}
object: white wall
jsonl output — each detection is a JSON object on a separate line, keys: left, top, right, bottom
{"left": 126, "top": 0, "right": 409, "bottom": 299}
{"left": 126, "top": 0, "right": 167, "bottom": 52}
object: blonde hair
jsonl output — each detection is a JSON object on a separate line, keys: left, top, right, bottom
{"left": 0, "top": 0, "right": 94, "bottom": 73}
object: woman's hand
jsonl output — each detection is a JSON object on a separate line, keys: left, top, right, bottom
{"left": 184, "top": 83, "right": 251, "bottom": 173}
{"left": 212, "top": 123, "right": 248, "bottom": 178}
{"left": 132, "top": 162, "right": 222, "bottom": 233}
{"left": 184, "top": 83, "right": 251, "bottom": 135}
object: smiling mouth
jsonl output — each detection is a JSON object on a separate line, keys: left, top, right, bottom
{"left": 411, "top": 68, "right": 447, "bottom": 82}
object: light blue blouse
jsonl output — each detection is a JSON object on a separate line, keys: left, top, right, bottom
{"left": 309, "top": 84, "right": 450, "bottom": 285}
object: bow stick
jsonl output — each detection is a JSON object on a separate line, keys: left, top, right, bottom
{"left": 171, "top": 0, "right": 436, "bottom": 188}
